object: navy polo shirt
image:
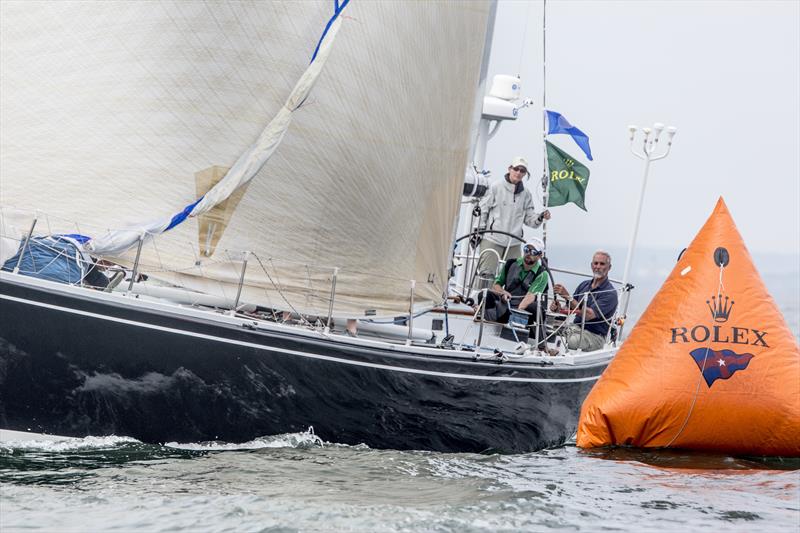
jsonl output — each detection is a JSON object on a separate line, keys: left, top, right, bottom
{"left": 573, "top": 278, "right": 618, "bottom": 337}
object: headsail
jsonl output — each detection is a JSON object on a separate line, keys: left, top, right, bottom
{"left": 0, "top": 1, "right": 492, "bottom": 316}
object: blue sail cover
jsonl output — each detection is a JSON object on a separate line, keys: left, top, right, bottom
{"left": 2, "top": 236, "right": 87, "bottom": 284}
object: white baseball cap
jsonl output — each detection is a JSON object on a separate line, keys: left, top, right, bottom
{"left": 510, "top": 156, "right": 528, "bottom": 170}
{"left": 521, "top": 237, "right": 544, "bottom": 255}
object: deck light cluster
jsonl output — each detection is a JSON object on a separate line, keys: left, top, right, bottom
{"left": 617, "top": 121, "right": 678, "bottom": 340}
{"left": 628, "top": 123, "right": 678, "bottom": 159}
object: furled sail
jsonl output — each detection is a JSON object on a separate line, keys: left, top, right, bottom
{"left": 0, "top": 1, "right": 491, "bottom": 317}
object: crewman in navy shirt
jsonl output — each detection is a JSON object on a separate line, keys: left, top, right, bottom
{"left": 551, "top": 251, "right": 618, "bottom": 351}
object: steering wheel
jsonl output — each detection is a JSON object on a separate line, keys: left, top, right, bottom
{"left": 454, "top": 229, "right": 558, "bottom": 310}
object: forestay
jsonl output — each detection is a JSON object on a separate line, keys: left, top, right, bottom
{"left": 0, "top": 1, "right": 491, "bottom": 317}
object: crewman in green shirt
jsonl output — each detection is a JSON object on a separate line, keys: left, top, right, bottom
{"left": 483, "top": 238, "right": 548, "bottom": 323}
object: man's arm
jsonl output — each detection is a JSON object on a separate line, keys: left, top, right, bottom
{"left": 517, "top": 272, "right": 547, "bottom": 311}
{"left": 587, "top": 288, "right": 618, "bottom": 323}
{"left": 553, "top": 283, "right": 597, "bottom": 318}
{"left": 553, "top": 283, "right": 578, "bottom": 312}
{"left": 517, "top": 291, "right": 536, "bottom": 312}
{"left": 576, "top": 288, "right": 618, "bottom": 322}
{"left": 522, "top": 193, "right": 551, "bottom": 229}
{"left": 478, "top": 186, "right": 495, "bottom": 229}
{"left": 492, "top": 283, "right": 512, "bottom": 302}
{"left": 571, "top": 285, "right": 598, "bottom": 320}
{"left": 492, "top": 264, "right": 511, "bottom": 301}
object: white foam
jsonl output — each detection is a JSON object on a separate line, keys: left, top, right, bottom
{"left": 0, "top": 430, "right": 139, "bottom": 451}
{"left": 165, "top": 430, "right": 324, "bottom": 451}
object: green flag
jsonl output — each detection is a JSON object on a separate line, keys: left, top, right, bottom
{"left": 546, "top": 140, "right": 590, "bottom": 211}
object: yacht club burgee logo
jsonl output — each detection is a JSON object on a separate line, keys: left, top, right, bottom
{"left": 669, "top": 248, "right": 767, "bottom": 387}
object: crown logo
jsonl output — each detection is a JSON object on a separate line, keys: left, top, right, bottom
{"left": 706, "top": 292, "right": 734, "bottom": 323}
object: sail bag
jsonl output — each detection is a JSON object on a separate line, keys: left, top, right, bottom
{"left": 577, "top": 198, "right": 800, "bottom": 456}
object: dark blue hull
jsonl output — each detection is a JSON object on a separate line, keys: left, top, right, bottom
{"left": 0, "top": 277, "right": 608, "bottom": 453}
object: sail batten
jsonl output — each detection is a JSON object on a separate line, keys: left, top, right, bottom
{"left": 1, "top": 0, "right": 492, "bottom": 316}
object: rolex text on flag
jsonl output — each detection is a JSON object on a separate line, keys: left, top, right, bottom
{"left": 546, "top": 141, "right": 590, "bottom": 211}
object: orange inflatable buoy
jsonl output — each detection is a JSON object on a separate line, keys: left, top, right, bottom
{"left": 577, "top": 197, "right": 800, "bottom": 456}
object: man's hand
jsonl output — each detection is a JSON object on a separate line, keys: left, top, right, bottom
{"left": 491, "top": 285, "right": 512, "bottom": 303}
{"left": 535, "top": 210, "right": 552, "bottom": 224}
{"left": 553, "top": 283, "right": 570, "bottom": 299}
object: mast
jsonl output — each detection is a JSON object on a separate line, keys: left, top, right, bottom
{"left": 541, "top": 0, "right": 550, "bottom": 252}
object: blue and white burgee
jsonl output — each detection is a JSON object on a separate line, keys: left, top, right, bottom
{"left": 545, "top": 110, "right": 593, "bottom": 161}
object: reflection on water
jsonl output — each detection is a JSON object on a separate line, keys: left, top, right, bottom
{"left": 1, "top": 434, "right": 798, "bottom": 532}
{"left": 582, "top": 446, "right": 800, "bottom": 472}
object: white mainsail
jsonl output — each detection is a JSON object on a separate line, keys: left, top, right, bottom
{"left": 0, "top": 0, "right": 491, "bottom": 316}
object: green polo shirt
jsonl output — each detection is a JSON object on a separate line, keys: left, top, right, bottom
{"left": 494, "top": 257, "right": 547, "bottom": 294}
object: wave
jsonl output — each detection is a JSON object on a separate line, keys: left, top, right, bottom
{"left": 0, "top": 432, "right": 138, "bottom": 453}
{"left": 164, "top": 428, "right": 324, "bottom": 451}
{"left": 0, "top": 427, "right": 327, "bottom": 454}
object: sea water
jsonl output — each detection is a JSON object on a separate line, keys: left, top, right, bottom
{"left": 1, "top": 253, "right": 798, "bottom": 532}
{"left": 1, "top": 435, "right": 798, "bottom": 532}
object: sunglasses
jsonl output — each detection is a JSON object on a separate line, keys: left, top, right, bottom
{"left": 512, "top": 166, "right": 527, "bottom": 173}
{"left": 592, "top": 261, "right": 608, "bottom": 266}
{"left": 524, "top": 246, "right": 542, "bottom": 255}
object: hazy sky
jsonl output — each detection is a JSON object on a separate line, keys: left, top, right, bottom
{"left": 483, "top": 0, "right": 799, "bottom": 257}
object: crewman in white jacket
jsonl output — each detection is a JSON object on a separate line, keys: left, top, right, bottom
{"left": 476, "top": 156, "right": 550, "bottom": 282}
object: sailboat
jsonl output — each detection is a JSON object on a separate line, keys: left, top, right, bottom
{"left": 0, "top": 0, "right": 620, "bottom": 453}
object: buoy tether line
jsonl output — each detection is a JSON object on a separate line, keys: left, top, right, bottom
{"left": 663, "top": 257, "right": 728, "bottom": 448}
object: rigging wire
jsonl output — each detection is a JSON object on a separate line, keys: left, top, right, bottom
{"left": 251, "top": 253, "right": 315, "bottom": 329}
{"left": 516, "top": 0, "right": 533, "bottom": 77}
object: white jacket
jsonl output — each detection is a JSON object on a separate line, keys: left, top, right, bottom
{"left": 479, "top": 176, "right": 544, "bottom": 246}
